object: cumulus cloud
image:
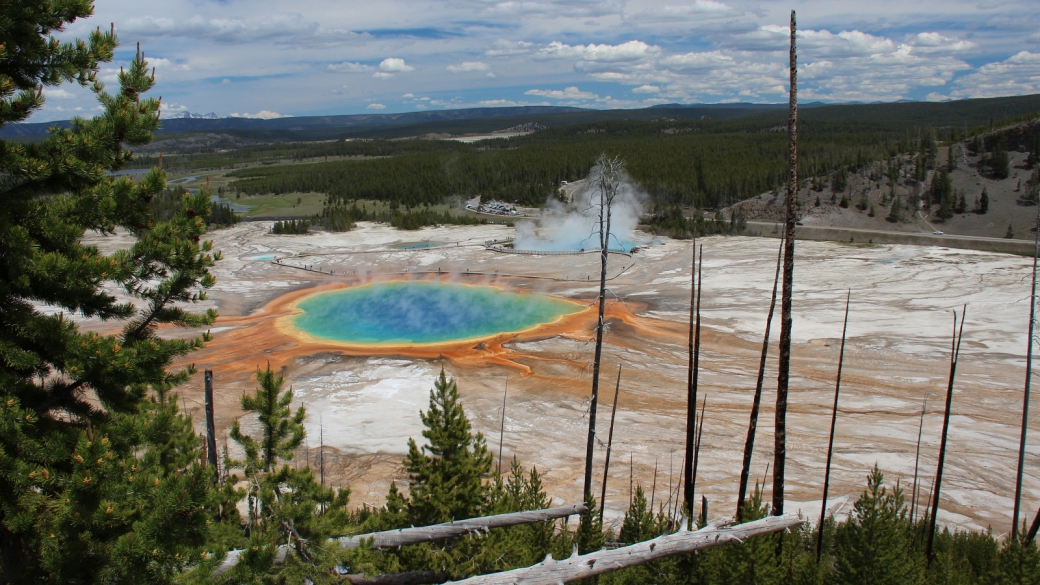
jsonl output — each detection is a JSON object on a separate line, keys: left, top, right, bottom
{"left": 537, "top": 40, "right": 660, "bottom": 62}
{"left": 379, "top": 58, "right": 415, "bottom": 72}
{"left": 43, "top": 88, "right": 76, "bottom": 100}
{"left": 230, "top": 110, "right": 291, "bottom": 119}
{"left": 448, "top": 61, "right": 491, "bottom": 73}
{"left": 122, "top": 13, "right": 356, "bottom": 46}
{"left": 632, "top": 84, "right": 659, "bottom": 93}
{"left": 952, "top": 51, "right": 1040, "bottom": 98}
{"left": 367, "top": 103, "right": 386, "bottom": 109}
{"left": 525, "top": 86, "right": 599, "bottom": 99}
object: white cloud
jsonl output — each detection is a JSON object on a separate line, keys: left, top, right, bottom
{"left": 952, "top": 51, "right": 1040, "bottom": 98}
{"left": 379, "top": 58, "right": 415, "bottom": 72}
{"left": 485, "top": 39, "right": 535, "bottom": 57}
{"left": 525, "top": 86, "right": 599, "bottom": 99}
{"left": 367, "top": 103, "right": 386, "bottom": 109}
{"left": 43, "top": 88, "right": 76, "bottom": 100}
{"left": 907, "top": 32, "right": 978, "bottom": 54}
{"left": 448, "top": 61, "right": 490, "bottom": 73}
{"left": 373, "top": 72, "right": 395, "bottom": 79}
{"left": 402, "top": 93, "right": 416, "bottom": 98}
{"left": 122, "top": 13, "right": 356, "bottom": 46}
{"left": 632, "top": 84, "right": 659, "bottom": 93}
{"left": 328, "top": 61, "right": 372, "bottom": 73}
{"left": 537, "top": 40, "right": 660, "bottom": 63}
{"left": 926, "top": 92, "right": 951, "bottom": 102}
{"left": 230, "top": 110, "right": 291, "bottom": 119}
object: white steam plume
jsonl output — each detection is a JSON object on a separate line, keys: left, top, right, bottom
{"left": 513, "top": 160, "right": 645, "bottom": 252}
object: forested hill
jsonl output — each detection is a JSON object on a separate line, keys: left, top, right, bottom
{"left": 221, "top": 117, "right": 920, "bottom": 211}
{"left": 7, "top": 93, "right": 1040, "bottom": 141}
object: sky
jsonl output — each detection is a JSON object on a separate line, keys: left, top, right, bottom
{"left": 35, "top": 0, "right": 1040, "bottom": 121}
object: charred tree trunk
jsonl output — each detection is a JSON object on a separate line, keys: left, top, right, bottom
{"left": 737, "top": 235, "right": 784, "bottom": 519}
{"left": 684, "top": 244, "right": 703, "bottom": 521}
{"left": 926, "top": 308, "right": 967, "bottom": 562}
{"left": 817, "top": 291, "right": 851, "bottom": 562}
{"left": 691, "top": 395, "right": 707, "bottom": 528}
{"left": 600, "top": 365, "right": 623, "bottom": 516}
{"left": 684, "top": 235, "right": 698, "bottom": 519}
{"left": 910, "top": 397, "right": 928, "bottom": 524}
{"left": 204, "top": 369, "right": 218, "bottom": 481}
{"left": 773, "top": 9, "right": 799, "bottom": 517}
{"left": 1013, "top": 198, "right": 1040, "bottom": 539}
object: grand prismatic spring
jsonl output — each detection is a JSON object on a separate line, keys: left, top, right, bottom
{"left": 291, "top": 282, "right": 583, "bottom": 345}
{"left": 84, "top": 222, "right": 1040, "bottom": 533}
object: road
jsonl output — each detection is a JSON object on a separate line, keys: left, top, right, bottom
{"left": 746, "top": 220, "right": 1034, "bottom": 249}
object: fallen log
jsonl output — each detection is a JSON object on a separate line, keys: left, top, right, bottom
{"left": 336, "top": 504, "right": 588, "bottom": 549}
{"left": 213, "top": 504, "right": 586, "bottom": 576}
{"left": 445, "top": 514, "right": 803, "bottom": 585}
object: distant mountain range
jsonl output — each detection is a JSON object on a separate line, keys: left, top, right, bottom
{"left": 162, "top": 111, "right": 226, "bottom": 120}
{"left": 0, "top": 106, "right": 587, "bottom": 137}
{"left": 2, "top": 94, "right": 1037, "bottom": 139}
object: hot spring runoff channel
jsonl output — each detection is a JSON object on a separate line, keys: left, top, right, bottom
{"left": 292, "top": 282, "right": 582, "bottom": 345}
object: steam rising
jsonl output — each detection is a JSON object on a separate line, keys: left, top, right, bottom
{"left": 513, "top": 161, "right": 646, "bottom": 252}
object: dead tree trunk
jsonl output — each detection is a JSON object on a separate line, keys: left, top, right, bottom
{"left": 445, "top": 515, "right": 804, "bottom": 585}
{"left": 773, "top": 9, "right": 798, "bottom": 517}
{"left": 926, "top": 308, "right": 966, "bottom": 562}
{"left": 690, "top": 395, "right": 707, "bottom": 527}
{"left": 817, "top": 291, "right": 850, "bottom": 562}
{"left": 1013, "top": 197, "right": 1040, "bottom": 539}
{"left": 213, "top": 504, "right": 587, "bottom": 576}
{"left": 204, "top": 369, "right": 218, "bottom": 481}
{"left": 584, "top": 156, "right": 623, "bottom": 501}
{"left": 737, "top": 236, "right": 784, "bottom": 520}
{"left": 910, "top": 397, "right": 928, "bottom": 524}
{"left": 683, "top": 236, "right": 698, "bottom": 518}
{"left": 684, "top": 245, "right": 703, "bottom": 520}
{"left": 600, "top": 365, "right": 623, "bottom": 515}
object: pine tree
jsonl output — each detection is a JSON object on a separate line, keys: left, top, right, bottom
{"left": 977, "top": 188, "right": 989, "bottom": 214}
{"left": 1007, "top": 224, "right": 1015, "bottom": 239}
{"left": 225, "top": 364, "right": 350, "bottom": 581}
{"left": 402, "top": 370, "right": 494, "bottom": 525}
{"left": 955, "top": 191, "right": 967, "bottom": 214}
{"left": 0, "top": 3, "right": 220, "bottom": 580}
{"left": 888, "top": 196, "right": 902, "bottom": 222}
{"left": 832, "top": 466, "right": 921, "bottom": 584}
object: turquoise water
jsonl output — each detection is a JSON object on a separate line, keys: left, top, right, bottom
{"left": 293, "top": 282, "right": 581, "bottom": 344}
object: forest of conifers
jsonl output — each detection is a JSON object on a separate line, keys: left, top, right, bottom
{"left": 221, "top": 119, "right": 918, "bottom": 210}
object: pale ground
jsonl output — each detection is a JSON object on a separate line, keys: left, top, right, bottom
{"left": 82, "top": 222, "right": 1040, "bottom": 535}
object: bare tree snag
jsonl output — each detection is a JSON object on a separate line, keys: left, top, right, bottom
{"left": 445, "top": 515, "right": 804, "bottom": 585}
{"left": 910, "top": 397, "right": 928, "bottom": 524}
{"left": 773, "top": 8, "right": 798, "bottom": 517}
{"left": 600, "top": 365, "right": 623, "bottom": 515}
{"left": 584, "top": 155, "right": 624, "bottom": 500}
{"left": 817, "top": 290, "right": 850, "bottom": 562}
{"left": 213, "top": 504, "right": 587, "bottom": 576}
{"left": 927, "top": 307, "right": 966, "bottom": 562}
{"left": 684, "top": 245, "right": 704, "bottom": 521}
{"left": 684, "top": 235, "right": 698, "bottom": 518}
{"left": 736, "top": 235, "right": 784, "bottom": 519}
{"left": 204, "top": 369, "right": 218, "bottom": 480}
{"left": 1013, "top": 196, "right": 1040, "bottom": 539}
